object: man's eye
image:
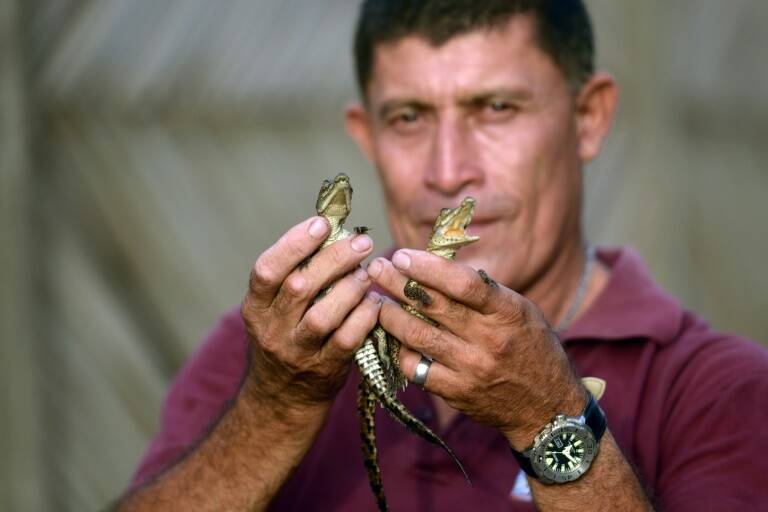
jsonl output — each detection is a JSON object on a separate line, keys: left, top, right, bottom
{"left": 478, "top": 100, "right": 517, "bottom": 122}
{"left": 386, "top": 108, "right": 425, "bottom": 134}
{"left": 395, "top": 110, "right": 419, "bottom": 123}
{"left": 490, "top": 101, "right": 510, "bottom": 112}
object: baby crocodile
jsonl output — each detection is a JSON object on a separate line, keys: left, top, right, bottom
{"left": 310, "top": 173, "right": 477, "bottom": 510}
{"left": 356, "top": 197, "right": 479, "bottom": 511}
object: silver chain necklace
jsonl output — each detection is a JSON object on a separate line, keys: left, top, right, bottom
{"left": 556, "top": 245, "right": 596, "bottom": 332}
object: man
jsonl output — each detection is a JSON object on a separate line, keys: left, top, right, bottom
{"left": 118, "top": 1, "right": 768, "bottom": 510}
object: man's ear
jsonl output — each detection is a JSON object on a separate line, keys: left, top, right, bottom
{"left": 575, "top": 72, "right": 619, "bottom": 163}
{"left": 344, "top": 101, "right": 376, "bottom": 164}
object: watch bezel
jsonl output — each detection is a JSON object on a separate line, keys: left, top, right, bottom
{"left": 529, "top": 415, "right": 599, "bottom": 484}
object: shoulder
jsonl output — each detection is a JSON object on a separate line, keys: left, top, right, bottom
{"left": 660, "top": 310, "right": 768, "bottom": 396}
{"left": 651, "top": 314, "right": 768, "bottom": 508}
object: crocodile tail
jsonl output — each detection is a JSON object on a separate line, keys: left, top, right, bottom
{"left": 354, "top": 334, "right": 472, "bottom": 485}
{"left": 358, "top": 380, "right": 389, "bottom": 512}
{"left": 374, "top": 386, "right": 472, "bottom": 485}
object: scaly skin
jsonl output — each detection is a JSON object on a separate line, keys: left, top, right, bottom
{"left": 357, "top": 197, "right": 479, "bottom": 511}
{"left": 311, "top": 175, "right": 477, "bottom": 511}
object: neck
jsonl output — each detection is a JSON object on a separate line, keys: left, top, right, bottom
{"left": 521, "top": 239, "right": 608, "bottom": 330}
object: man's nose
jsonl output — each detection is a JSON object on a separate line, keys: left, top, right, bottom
{"left": 423, "top": 116, "right": 482, "bottom": 195}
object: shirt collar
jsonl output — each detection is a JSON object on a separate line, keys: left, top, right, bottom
{"left": 561, "top": 246, "right": 684, "bottom": 345}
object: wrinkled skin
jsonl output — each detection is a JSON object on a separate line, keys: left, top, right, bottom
{"left": 241, "top": 215, "right": 380, "bottom": 414}
{"left": 368, "top": 250, "right": 582, "bottom": 448}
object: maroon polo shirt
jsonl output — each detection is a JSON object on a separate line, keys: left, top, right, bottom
{"left": 130, "top": 247, "right": 768, "bottom": 510}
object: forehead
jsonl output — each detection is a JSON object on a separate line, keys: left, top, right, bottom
{"left": 366, "top": 15, "right": 564, "bottom": 103}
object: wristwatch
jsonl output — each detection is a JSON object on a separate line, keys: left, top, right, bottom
{"left": 510, "top": 393, "right": 606, "bottom": 484}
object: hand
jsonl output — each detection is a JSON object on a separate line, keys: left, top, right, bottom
{"left": 241, "top": 216, "right": 381, "bottom": 416}
{"left": 367, "top": 249, "right": 586, "bottom": 449}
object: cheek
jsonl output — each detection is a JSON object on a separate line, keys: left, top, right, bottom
{"left": 373, "top": 135, "right": 431, "bottom": 246}
{"left": 475, "top": 121, "right": 544, "bottom": 198}
{"left": 374, "top": 135, "right": 428, "bottom": 202}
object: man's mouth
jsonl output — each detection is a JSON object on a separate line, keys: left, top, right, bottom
{"left": 419, "top": 217, "right": 496, "bottom": 235}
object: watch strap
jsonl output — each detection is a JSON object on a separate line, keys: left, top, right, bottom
{"left": 582, "top": 392, "right": 606, "bottom": 440}
{"left": 511, "top": 441, "right": 537, "bottom": 479}
{"left": 511, "top": 393, "right": 606, "bottom": 479}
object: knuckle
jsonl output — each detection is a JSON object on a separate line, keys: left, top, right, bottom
{"left": 405, "top": 320, "right": 429, "bottom": 343}
{"left": 495, "top": 294, "right": 526, "bottom": 325}
{"left": 440, "top": 297, "right": 464, "bottom": 319}
{"left": 453, "top": 372, "right": 476, "bottom": 398}
{"left": 467, "top": 351, "right": 494, "bottom": 380}
{"left": 330, "top": 330, "right": 359, "bottom": 352}
{"left": 283, "top": 273, "right": 310, "bottom": 301}
{"left": 349, "top": 305, "right": 376, "bottom": 334}
{"left": 380, "top": 262, "right": 400, "bottom": 286}
{"left": 406, "top": 321, "right": 440, "bottom": 350}
{"left": 474, "top": 361, "right": 494, "bottom": 383}
{"left": 487, "top": 337, "right": 508, "bottom": 358}
{"left": 476, "top": 283, "right": 495, "bottom": 309}
{"left": 326, "top": 242, "right": 350, "bottom": 268}
{"left": 251, "top": 258, "right": 277, "bottom": 290}
{"left": 255, "top": 329, "right": 278, "bottom": 353}
{"left": 457, "top": 274, "right": 485, "bottom": 300}
{"left": 303, "top": 310, "right": 331, "bottom": 338}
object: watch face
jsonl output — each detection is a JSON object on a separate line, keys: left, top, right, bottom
{"left": 532, "top": 422, "right": 598, "bottom": 483}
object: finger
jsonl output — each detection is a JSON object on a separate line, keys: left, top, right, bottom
{"left": 321, "top": 291, "right": 382, "bottom": 364}
{"left": 398, "top": 345, "right": 460, "bottom": 397}
{"left": 295, "top": 267, "right": 371, "bottom": 348}
{"left": 248, "top": 216, "right": 329, "bottom": 306}
{"left": 272, "top": 233, "right": 373, "bottom": 321}
{"left": 388, "top": 249, "right": 505, "bottom": 314}
{"left": 367, "top": 257, "right": 483, "bottom": 336}
{"left": 378, "top": 298, "right": 467, "bottom": 370}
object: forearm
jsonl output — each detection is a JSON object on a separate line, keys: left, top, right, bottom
{"left": 503, "top": 383, "right": 653, "bottom": 512}
{"left": 526, "top": 430, "right": 653, "bottom": 512}
{"left": 116, "top": 375, "right": 329, "bottom": 512}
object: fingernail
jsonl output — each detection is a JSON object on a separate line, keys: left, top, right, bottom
{"left": 392, "top": 250, "right": 411, "bottom": 270}
{"left": 309, "top": 218, "right": 328, "bottom": 239}
{"left": 351, "top": 235, "right": 372, "bottom": 252}
{"left": 367, "top": 258, "right": 382, "bottom": 278}
{"left": 367, "top": 290, "right": 381, "bottom": 303}
{"left": 353, "top": 267, "right": 369, "bottom": 282}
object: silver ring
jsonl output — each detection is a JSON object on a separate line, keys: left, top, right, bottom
{"left": 413, "top": 355, "right": 432, "bottom": 387}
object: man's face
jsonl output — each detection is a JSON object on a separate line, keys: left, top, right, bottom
{"left": 353, "top": 16, "right": 591, "bottom": 291}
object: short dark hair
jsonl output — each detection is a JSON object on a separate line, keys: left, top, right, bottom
{"left": 353, "top": 0, "right": 594, "bottom": 97}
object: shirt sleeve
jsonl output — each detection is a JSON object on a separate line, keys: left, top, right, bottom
{"left": 656, "top": 337, "right": 768, "bottom": 511}
{"left": 128, "top": 307, "right": 250, "bottom": 491}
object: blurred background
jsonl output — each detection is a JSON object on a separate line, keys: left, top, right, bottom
{"left": 1, "top": 0, "right": 766, "bottom": 509}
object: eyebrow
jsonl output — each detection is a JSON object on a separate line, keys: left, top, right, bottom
{"left": 376, "top": 87, "right": 535, "bottom": 119}
{"left": 377, "top": 99, "right": 432, "bottom": 120}
{"left": 457, "top": 88, "right": 534, "bottom": 108}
